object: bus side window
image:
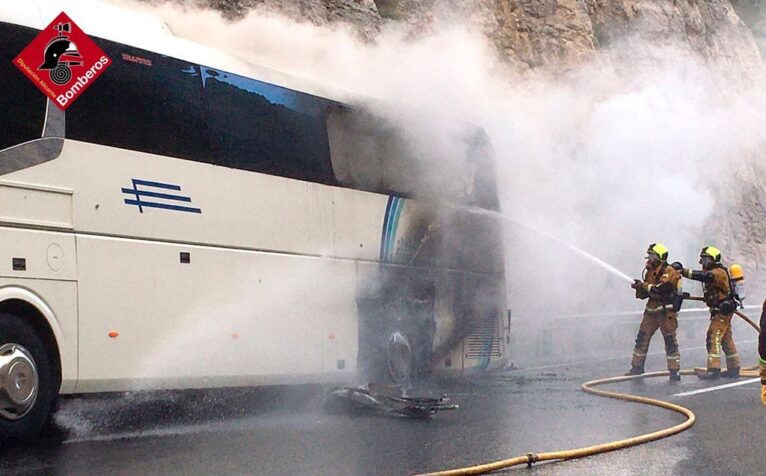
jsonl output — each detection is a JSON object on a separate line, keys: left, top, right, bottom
{"left": 204, "top": 70, "right": 337, "bottom": 185}
{"left": 0, "top": 23, "right": 46, "bottom": 152}
{"left": 67, "top": 41, "right": 210, "bottom": 163}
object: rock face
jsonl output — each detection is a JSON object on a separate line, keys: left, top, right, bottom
{"left": 206, "top": 0, "right": 382, "bottom": 38}
{"left": 205, "top": 1, "right": 763, "bottom": 72}
{"left": 472, "top": 0, "right": 599, "bottom": 70}
{"left": 445, "top": 1, "right": 761, "bottom": 74}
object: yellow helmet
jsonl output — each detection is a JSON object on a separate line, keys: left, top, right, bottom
{"left": 646, "top": 243, "right": 668, "bottom": 261}
{"left": 700, "top": 246, "right": 721, "bottom": 263}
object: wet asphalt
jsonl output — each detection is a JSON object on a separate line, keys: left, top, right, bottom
{"left": 1, "top": 341, "right": 763, "bottom": 476}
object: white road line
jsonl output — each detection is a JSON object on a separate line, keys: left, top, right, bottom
{"left": 672, "top": 378, "right": 760, "bottom": 397}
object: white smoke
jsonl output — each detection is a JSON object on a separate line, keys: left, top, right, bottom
{"left": 106, "top": 0, "right": 766, "bottom": 318}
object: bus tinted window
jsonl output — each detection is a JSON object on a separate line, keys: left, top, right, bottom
{"left": 67, "top": 36, "right": 338, "bottom": 185}
{"left": 0, "top": 23, "right": 46, "bottom": 151}
{"left": 204, "top": 69, "right": 337, "bottom": 184}
{"left": 67, "top": 41, "right": 209, "bottom": 162}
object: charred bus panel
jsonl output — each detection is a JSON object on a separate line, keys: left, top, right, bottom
{"left": 328, "top": 108, "right": 508, "bottom": 383}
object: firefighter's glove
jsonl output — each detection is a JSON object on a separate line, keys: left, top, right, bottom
{"left": 761, "top": 385, "right": 766, "bottom": 406}
{"left": 631, "top": 279, "right": 643, "bottom": 290}
{"left": 670, "top": 262, "right": 683, "bottom": 272}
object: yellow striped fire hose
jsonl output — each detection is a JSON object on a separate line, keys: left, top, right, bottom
{"left": 415, "top": 305, "right": 761, "bottom": 476}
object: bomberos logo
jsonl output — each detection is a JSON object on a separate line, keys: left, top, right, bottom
{"left": 13, "top": 12, "right": 111, "bottom": 110}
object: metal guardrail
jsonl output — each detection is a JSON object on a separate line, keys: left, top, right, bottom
{"left": 512, "top": 305, "right": 762, "bottom": 331}
{"left": 508, "top": 306, "right": 762, "bottom": 367}
{"left": 539, "top": 304, "right": 761, "bottom": 320}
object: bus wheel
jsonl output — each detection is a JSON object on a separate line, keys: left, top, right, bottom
{"left": 386, "top": 330, "right": 412, "bottom": 385}
{"left": 0, "top": 314, "right": 57, "bottom": 443}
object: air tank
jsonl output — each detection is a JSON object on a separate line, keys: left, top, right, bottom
{"left": 730, "top": 263, "right": 746, "bottom": 301}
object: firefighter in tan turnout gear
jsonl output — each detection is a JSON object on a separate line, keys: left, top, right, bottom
{"left": 627, "top": 243, "right": 682, "bottom": 381}
{"left": 681, "top": 246, "right": 740, "bottom": 380}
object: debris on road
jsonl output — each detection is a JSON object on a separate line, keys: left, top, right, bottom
{"left": 326, "top": 384, "right": 458, "bottom": 418}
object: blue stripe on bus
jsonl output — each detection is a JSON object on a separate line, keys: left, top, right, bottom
{"left": 384, "top": 197, "right": 397, "bottom": 261}
{"left": 379, "top": 196, "right": 406, "bottom": 262}
{"left": 131, "top": 179, "right": 183, "bottom": 190}
{"left": 380, "top": 196, "right": 395, "bottom": 261}
{"left": 387, "top": 197, "right": 405, "bottom": 261}
{"left": 121, "top": 189, "right": 193, "bottom": 202}
{"left": 385, "top": 197, "right": 400, "bottom": 261}
{"left": 124, "top": 200, "right": 202, "bottom": 214}
{"left": 123, "top": 178, "right": 201, "bottom": 214}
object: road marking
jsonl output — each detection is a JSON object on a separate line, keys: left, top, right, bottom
{"left": 672, "top": 378, "right": 760, "bottom": 397}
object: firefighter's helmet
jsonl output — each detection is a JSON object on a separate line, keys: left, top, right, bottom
{"left": 700, "top": 246, "right": 722, "bottom": 263}
{"left": 646, "top": 243, "right": 668, "bottom": 262}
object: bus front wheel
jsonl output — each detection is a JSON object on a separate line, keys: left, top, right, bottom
{"left": 0, "top": 313, "right": 57, "bottom": 442}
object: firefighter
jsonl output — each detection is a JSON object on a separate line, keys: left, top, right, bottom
{"left": 681, "top": 246, "right": 740, "bottom": 379}
{"left": 627, "top": 243, "right": 682, "bottom": 381}
{"left": 760, "top": 298, "right": 766, "bottom": 405}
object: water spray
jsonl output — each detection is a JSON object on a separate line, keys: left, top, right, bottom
{"left": 508, "top": 219, "right": 634, "bottom": 284}
{"left": 465, "top": 206, "right": 634, "bottom": 284}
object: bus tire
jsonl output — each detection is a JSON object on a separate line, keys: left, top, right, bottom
{"left": 0, "top": 313, "right": 57, "bottom": 443}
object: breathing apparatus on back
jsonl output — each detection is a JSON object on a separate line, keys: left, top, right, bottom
{"left": 729, "top": 263, "right": 746, "bottom": 305}
{"left": 702, "top": 246, "right": 746, "bottom": 309}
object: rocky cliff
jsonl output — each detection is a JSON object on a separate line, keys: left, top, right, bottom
{"left": 205, "top": 0, "right": 764, "bottom": 72}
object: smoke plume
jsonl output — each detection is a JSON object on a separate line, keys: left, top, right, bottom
{"left": 74, "top": 0, "right": 764, "bottom": 367}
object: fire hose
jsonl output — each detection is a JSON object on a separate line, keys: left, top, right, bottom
{"left": 682, "top": 295, "right": 761, "bottom": 333}
{"left": 414, "top": 305, "right": 761, "bottom": 476}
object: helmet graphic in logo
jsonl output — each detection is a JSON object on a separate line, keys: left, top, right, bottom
{"left": 38, "top": 22, "right": 83, "bottom": 85}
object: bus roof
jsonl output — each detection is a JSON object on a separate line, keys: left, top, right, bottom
{"left": 0, "top": 0, "right": 354, "bottom": 104}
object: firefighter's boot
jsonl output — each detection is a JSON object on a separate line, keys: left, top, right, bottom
{"left": 669, "top": 370, "right": 681, "bottom": 382}
{"left": 624, "top": 366, "right": 644, "bottom": 376}
{"left": 697, "top": 368, "right": 721, "bottom": 380}
{"left": 722, "top": 367, "right": 740, "bottom": 378}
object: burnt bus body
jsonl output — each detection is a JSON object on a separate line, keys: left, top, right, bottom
{"left": 329, "top": 112, "right": 506, "bottom": 383}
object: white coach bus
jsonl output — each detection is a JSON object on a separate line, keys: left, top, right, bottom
{"left": 0, "top": 3, "right": 508, "bottom": 440}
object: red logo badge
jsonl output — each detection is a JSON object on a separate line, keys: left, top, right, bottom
{"left": 13, "top": 12, "right": 111, "bottom": 110}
